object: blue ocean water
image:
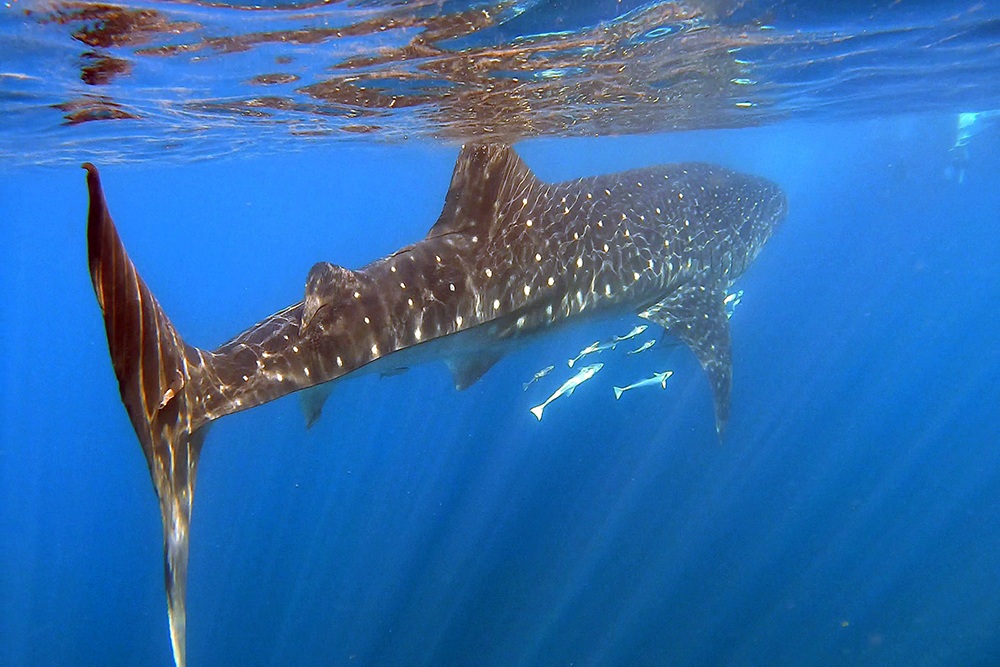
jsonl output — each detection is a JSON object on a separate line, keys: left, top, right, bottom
{"left": 4, "top": 119, "right": 1000, "bottom": 666}
{"left": 4, "top": 0, "right": 1000, "bottom": 665}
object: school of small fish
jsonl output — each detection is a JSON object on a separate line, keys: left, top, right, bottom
{"left": 526, "top": 291, "right": 743, "bottom": 420}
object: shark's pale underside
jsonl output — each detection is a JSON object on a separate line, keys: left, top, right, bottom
{"left": 85, "top": 144, "right": 787, "bottom": 667}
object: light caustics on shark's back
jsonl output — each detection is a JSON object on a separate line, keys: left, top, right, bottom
{"left": 85, "top": 144, "right": 786, "bottom": 667}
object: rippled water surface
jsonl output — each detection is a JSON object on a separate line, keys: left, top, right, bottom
{"left": 3, "top": 0, "right": 1000, "bottom": 164}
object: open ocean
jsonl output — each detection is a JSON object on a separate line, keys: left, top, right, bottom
{"left": 3, "top": 1, "right": 1000, "bottom": 666}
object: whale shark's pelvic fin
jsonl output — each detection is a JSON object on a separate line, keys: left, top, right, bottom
{"left": 639, "top": 284, "right": 732, "bottom": 440}
{"left": 299, "top": 383, "right": 334, "bottom": 429}
{"left": 85, "top": 163, "right": 204, "bottom": 667}
{"left": 446, "top": 352, "right": 504, "bottom": 391}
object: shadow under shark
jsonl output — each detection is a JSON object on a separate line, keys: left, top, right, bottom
{"left": 85, "top": 144, "right": 787, "bottom": 667}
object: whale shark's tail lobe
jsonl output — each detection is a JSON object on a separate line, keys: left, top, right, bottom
{"left": 85, "top": 163, "right": 203, "bottom": 667}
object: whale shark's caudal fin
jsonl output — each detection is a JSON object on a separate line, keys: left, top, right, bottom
{"left": 85, "top": 163, "right": 207, "bottom": 667}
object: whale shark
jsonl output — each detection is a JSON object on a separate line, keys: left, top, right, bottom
{"left": 84, "top": 143, "right": 787, "bottom": 667}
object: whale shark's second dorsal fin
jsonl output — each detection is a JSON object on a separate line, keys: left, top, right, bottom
{"left": 427, "top": 144, "right": 539, "bottom": 240}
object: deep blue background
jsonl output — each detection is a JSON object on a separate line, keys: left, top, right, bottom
{"left": 3, "top": 117, "right": 1000, "bottom": 666}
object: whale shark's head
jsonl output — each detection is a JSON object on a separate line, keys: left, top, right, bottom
{"left": 721, "top": 169, "right": 788, "bottom": 278}
{"left": 758, "top": 176, "right": 789, "bottom": 238}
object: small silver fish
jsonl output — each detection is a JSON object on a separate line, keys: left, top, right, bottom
{"left": 568, "top": 339, "right": 617, "bottom": 367}
{"left": 626, "top": 339, "right": 656, "bottom": 356}
{"left": 530, "top": 363, "right": 604, "bottom": 421}
{"left": 613, "top": 371, "right": 673, "bottom": 400}
{"left": 613, "top": 324, "right": 648, "bottom": 343}
{"left": 724, "top": 290, "right": 744, "bottom": 320}
{"left": 523, "top": 365, "right": 556, "bottom": 391}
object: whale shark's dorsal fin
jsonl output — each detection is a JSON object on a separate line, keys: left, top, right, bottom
{"left": 427, "top": 143, "right": 539, "bottom": 240}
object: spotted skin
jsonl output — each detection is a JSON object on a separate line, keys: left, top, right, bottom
{"left": 85, "top": 144, "right": 786, "bottom": 667}
{"left": 188, "top": 146, "right": 786, "bottom": 427}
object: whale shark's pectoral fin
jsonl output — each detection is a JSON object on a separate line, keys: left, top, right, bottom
{"left": 446, "top": 352, "right": 503, "bottom": 391}
{"left": 639, "top": 285, "right": 732, "bottom": 439}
